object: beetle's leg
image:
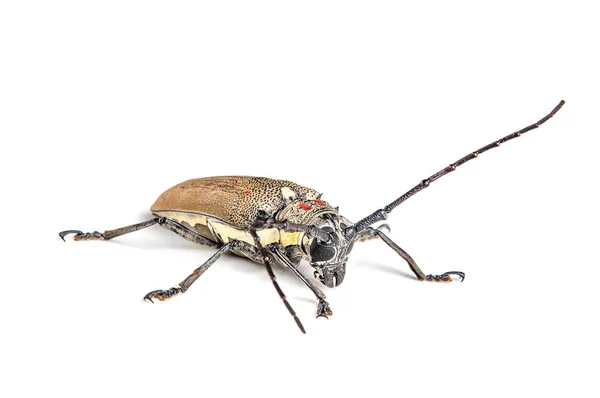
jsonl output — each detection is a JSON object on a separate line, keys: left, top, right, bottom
{"left": 355, "top": 224, "right": 390, "bottom": 242}
{"left": 59, "top": 218, "right": 161, "bottom": 241}
{"left": 370, "top": 228, "right": 465, "bottom": 282}
{"left": 268, "top": 245, "right": 333, "bottom": 319}
{"left": 60, "top": 217, "right": 220, "bottom": 248}
{"left": 143, "top": 241, "right": 235, "bottom": 303}
{"left": 248, "top": 228, "right": 306, "bottom": 334}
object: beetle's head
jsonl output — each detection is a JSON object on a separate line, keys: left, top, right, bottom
{"left": 307, "top": 214, "right": 354, "bottom": 288}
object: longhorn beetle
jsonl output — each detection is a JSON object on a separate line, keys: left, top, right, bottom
{"left": 60, "top": 100, "right": 565, "bottom": 333}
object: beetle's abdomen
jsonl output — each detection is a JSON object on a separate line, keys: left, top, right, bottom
{"left": 151, "top": 176, "right": 321, "bottom": 228}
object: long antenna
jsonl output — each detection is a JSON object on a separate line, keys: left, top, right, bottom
{"left": 350, "top": 100, "right": 566, "bottom": 235}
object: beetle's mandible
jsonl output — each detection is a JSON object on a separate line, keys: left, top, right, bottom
{"left": 60, "top": 100, "right": 565, "bottom": 333}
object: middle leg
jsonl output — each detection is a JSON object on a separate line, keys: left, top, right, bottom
{"left": 143, "top": 241, "right": 235, "bottom": 302}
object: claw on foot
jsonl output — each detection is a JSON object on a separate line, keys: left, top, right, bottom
{"left": 316, "top": 299, "right": 333, "bottom": 319}
{"left": 59, "top": 230, "right": 104, "bottom": 241}
{"left": 143, "top": 287, "right": 182, "bottom": 303}
{"left": 59, "top": 230, "right": 82, "bottom": 241}
{"left": 425, "top": 271, "right": 465, "bottom": 282}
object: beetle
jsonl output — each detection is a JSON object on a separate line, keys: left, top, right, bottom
{"left": 59, "top": 100, "right": 565, "bottom": 333}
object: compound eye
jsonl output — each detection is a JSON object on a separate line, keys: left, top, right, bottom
{"left": 310, "top": 241, "right": 336, "bottom": 262}
{"left": 309, "top": 226, "right": 338, "bottom": 262}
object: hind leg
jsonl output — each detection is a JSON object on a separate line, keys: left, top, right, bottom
{"left": 59, "top": 218, "right": 161, "bottom": 241}
{"left": 59, "top": 217, "right": 220, "bottom": 248}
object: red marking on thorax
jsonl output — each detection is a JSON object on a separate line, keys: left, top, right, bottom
{"left": 312, "top": 200, "right": 326, "bottom": 206}
{"left": 299, "top": 203, "right": 312, "bottom": 210}
{"left": 243, "top": 190, "right": 251, "bottom": 195}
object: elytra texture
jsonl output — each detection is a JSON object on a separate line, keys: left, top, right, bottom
{"left": 151, "top": 176, "right": 321, "bottom": 228}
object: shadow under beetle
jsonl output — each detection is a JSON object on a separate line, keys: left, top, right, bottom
{"left": 60, "top": 100, "right": 565, "bottom": 333}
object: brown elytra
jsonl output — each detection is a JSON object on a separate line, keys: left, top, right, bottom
{"left": 151, "top": 176, "right": 321, "bottom": 228}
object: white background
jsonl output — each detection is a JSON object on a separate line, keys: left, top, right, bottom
{"left": 1, "top": 1, "right": 599, "bottom": 397}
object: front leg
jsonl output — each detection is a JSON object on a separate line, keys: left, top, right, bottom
{"left": 370, "top": 228, "right": 465, "bottom": 282}
{"left": 248, "top": 228, "right": 306, "bottom": 334}
{"left": 316, "top": 299, "right": 333, "bottom": 318}
{"left": 269, "top": 245, "right": 333, "bottom": 318}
